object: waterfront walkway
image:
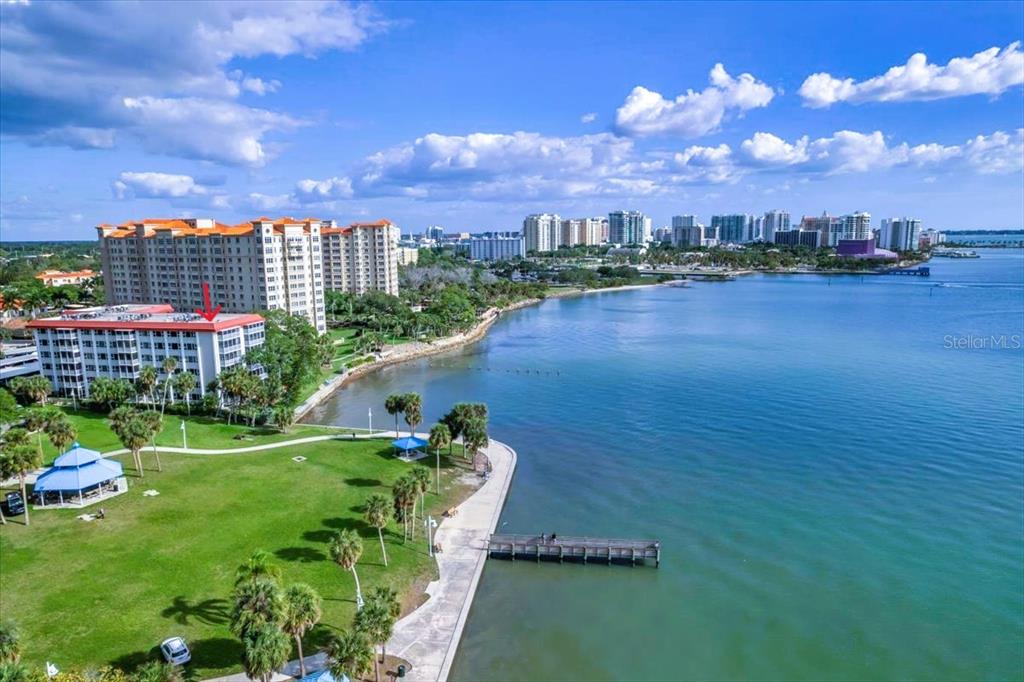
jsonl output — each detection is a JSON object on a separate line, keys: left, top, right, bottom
{"left": 386, "top": 438, "right": 517, "bottom": 682}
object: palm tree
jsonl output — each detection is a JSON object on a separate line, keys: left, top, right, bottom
{"left": 137, "top": 365, "right": 158, "bottom": 407}
{"left": 410, "top": 467, "right": 431, "bottom": 527}
{"left": 272, "top": 406, "right": 294, "bottom": 433}
{"left": 160, "top": 357, "right": 178, "bottom": 418}
{"left": 403, "top": 393, "right": 422, "bottom": 437}
{"left": 329, "top": 529, "right": 364, "bottom": 609}
{"left": 110, "top": 412, "right": 152, "bottom": 477}
{"left": 363, "top": 587, "right": 400, "bottom": 675}
{"left": 173, "top": 371, "right": 197, "bottom": 415}
{"left": 231, "top": 576, "right": 284, "bottom": 640}
{"left": 43, "top": 413, "right": 76, "bottom": 456}
{"left": 281, "top": 584, "right": 322, "bottom": 678}
{"left": 327, "top": 630, "right": 373, "bottom": 682}
{"left": 384, "top": 394, "right": 405, "bottom": 436}
{"left": 354, "top": 597, "right": 395, "bottom": 682}
{"left": 141, "top": 410, "right": 164, "bottom": 472}
{"left": 241, "top": 623, "right": 290, "bottom": 682}
{"left": 23, "top": 408, "right": 50, "bottom": 456}
{"left": 363, "top": 493, "right": 392, "bottom": 567}
{"left": 24, "top": 376, "right": 51, "bottom": 406}
{"left": 235, "top": 549, "right": 282, "bottom": 587}
{"left": 391, "top": 475, "right": 416, "bottom": 542}
{"left": 429, "top": 423, "right": 451, "bottom": 495}
{"left": 463, "top": 417, "right": 489, "bottom": 469}
{"left": 7, "top": 445, "right": 40, "bottom": 526}
{"left": 0, "top": 622, "right": 20, "bottom": 662}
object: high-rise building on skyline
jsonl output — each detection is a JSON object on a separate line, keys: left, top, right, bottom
{"left": 800, "top": 213, "right": 842, "bottom": 247}
{"left": 608, "top": 210, "right": 649, "bottom": 245}
{"left": 425, "top": 225, "right": 445, "bottom": 241}
{"left": 841, "top": 212, "right": 873, "bottom": 241}
{"left": 671, "top": 215, "right": 697, "bottom": 230}
{"left": 469, "top": 235, "right": 524, "bottom": 261}
{"left": 762, "top": 209, "right": 791, "bottom": 244}
{"left": 523, "top": 213, "right": 561, "bottom": 253}
{"left": 321, "top": 219, "right": 400, "bottom": 297}
{"left": 774, "top": 229, "right": 822, "bottom": 249}
{"left": 671, "top": 223, "right": 703, "bottom": 248}
{"left": 711, "top": 214, "right": 749, "bottom": 243}
{"left": 879, "top": 217, "right": 922, "bottom": 252}
{"left": 97, "top": 217, "right": 326, "bottom": 333}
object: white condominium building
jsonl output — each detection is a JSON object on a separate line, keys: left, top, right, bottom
{"left": 560, "top": 217, "right": 605, "bottom": 246}
{"left": 97, "top": 217, "right": 326, "bottom": 333}
{"left": 27, "top": 304, "right": 265, "bottom": 399}
{"left": 523, "top": 213, "right": 562, "bottom": 252}
{"left": 321, "top": 220, "right": 400, "bottom": 296}
{"left": 762, "top": 209, "right": 791, "bottom": 244}
{"left": 800, "top": 213, "right": 842, "bottom": 247}
{"left": 840, "top": 212, "right": 873, "bottom": 241}
{"left": 879, "top": 217, "right": 922, "bottom": 252}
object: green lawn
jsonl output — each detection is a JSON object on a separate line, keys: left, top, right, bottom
{"left": 38, "top": 410, "right": 350, "bottom": 464}
{"left": 0, "top": 438, "right": 474, "bottom": 678}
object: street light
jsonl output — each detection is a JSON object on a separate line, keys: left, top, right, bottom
{"left": 426, "top": 516, "right": 438, "bottom": 556}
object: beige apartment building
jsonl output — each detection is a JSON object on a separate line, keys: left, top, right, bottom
{"left": 321, "top": 219, "right": 401, "bottom": 296}
{"left": 96, "top": 217, "right": 327, "bottom": 333}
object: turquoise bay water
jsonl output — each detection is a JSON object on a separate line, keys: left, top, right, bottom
{"left": 307, "top": 252, "right": 1024, "bottom": 681}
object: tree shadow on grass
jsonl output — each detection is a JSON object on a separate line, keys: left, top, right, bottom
{"left": 161, "top": 596, "right": 230, "bottom": 626}
{"left": 275, "top": 546, "right": 326, "bottom": 563}
{"left": 343, "top": 477, "right": 382, "bottom": 487}
{"left": 188, "top": 637, "right": 243, "bottom": 672}
{"left": 110, "top": 646, "right": 161, "bottom": 673}
{"left": 323, "top": 516, "right": 369, "bottom": 532}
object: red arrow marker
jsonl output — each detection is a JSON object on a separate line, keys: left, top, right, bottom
{"left": 194, "top": 282, "right": 222, "bottom": 321}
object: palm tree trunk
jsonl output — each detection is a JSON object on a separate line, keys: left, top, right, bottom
{"left": 436, "top": 449, "right": 441, "bottom": 495}
{"left": 351, "top": 565, "right": 363, "bottom": 607}
{"left": 378, "top": 527, "right": 388, "bottom": 567}
{"left": 373, "top": 654, "right": 380, "bottom": 682}
{"left": 0, "top": 506, "right": 6, "bottom": 524}
{"left": 394, "top": 415, "right": 399, "bottom": 436}
{"left": 151, "top": 440, "right": 162, "bottom": 472}
{"left": 19, "top": 475, "right": 29, "bottom": 526}
{"left": 295, "top": 634, "right": 306, "bottom": 678}
{"left": 134, "top": 449, "right": 144, "bottom": 477}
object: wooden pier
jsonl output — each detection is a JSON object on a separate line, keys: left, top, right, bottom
{"left": 487, "top": 534, "right": 661, "bottom": 567}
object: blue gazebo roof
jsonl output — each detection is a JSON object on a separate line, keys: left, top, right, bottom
{"left": 53, "top": 442, "right": 103, "bottom": 467}
{"left": 391, "top": 436, "right": 428, "bottom": 451}
{"left": 34, "top": 443, "right": 123, "bottom": 494}
{"left": 299, "top": 670, "right": 349, "bottom": 682}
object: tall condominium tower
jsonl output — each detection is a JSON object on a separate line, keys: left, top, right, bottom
{"left": 321, "top": 219, "right": 401, "bottom": 296}
{"left": 522, "top": 213, "right": 561, "bottom": 253}
{"left": 608, "top": 210, "right": 649, "bottom": 245}
{"left": 97, "top": 217, "right": 326, "bottom": 333}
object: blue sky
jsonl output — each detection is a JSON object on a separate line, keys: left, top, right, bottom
{"left": 1, "top": 0, "right": 1022, "bottom": 240}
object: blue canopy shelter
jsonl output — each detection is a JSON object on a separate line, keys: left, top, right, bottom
{"left": 391, "top": 435, "right": 428, "bottom": 461}
{"left": 34, "top": 442, "right": 126, "bottom": 508}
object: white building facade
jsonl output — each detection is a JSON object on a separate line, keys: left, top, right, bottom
{"left": 321, "top": 220, "right": 401, "bottom": 296}
{"left": 879, "top": 217, "right": 922, "bottom": 252}
{"left": 523, "top": 214, "right": 562, "bottom": 253}
{"left": 469, "top": 236, "right": 524, "bottom": 261}
{"left": 27, "top": 304, "right": 265, "bottom": 399}
{"left": 97, "top": 217, "right": 326, "bottom": 333}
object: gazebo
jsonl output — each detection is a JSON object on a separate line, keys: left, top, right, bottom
{"left": 34, "top": 443, "right": 127, "bottom": 509}
{"left": 391, "top": 436, "right": 428, "bottom": 462}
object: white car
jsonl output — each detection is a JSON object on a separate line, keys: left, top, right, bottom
{"left": 160, "top": 637, "right": 191, "bottom": 665}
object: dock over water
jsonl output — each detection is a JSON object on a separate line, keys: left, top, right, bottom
{"left": 487, "top": 533, "right": 661, "bottom": 567}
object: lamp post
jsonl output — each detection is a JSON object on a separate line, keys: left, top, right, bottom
{"left": 426, "top": 516, "right": 438, "bottom": 556}
{"left": 368, "top": 407, "right": 373, "bottom": 434}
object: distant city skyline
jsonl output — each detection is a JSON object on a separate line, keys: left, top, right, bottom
{"left": 1, "top": 1, "right": 1022, "bottom": 240}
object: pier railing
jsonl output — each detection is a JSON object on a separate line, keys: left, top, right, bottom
{"left": 487, "top": 533, "right": 661, "bottom": 567}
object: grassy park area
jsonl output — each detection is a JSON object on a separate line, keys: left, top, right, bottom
{"left": 34, "top": 409, "right": 352, "bottom": 464}
{"left": 0, "top": 437, "right": 474, "bottom": 678}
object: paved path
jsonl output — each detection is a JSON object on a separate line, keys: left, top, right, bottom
{"left": 386, "top": 438, "right": 517, "bottom": 682}
{"left": 204, "top": 436, "right": 516, "bottom": 682}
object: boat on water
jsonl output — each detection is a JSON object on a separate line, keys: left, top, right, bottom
{"left": 666, "top": 280, "right": 691, "bottom": 287}
{"left": 932, "top": 249, "right": 980, "bottom": 258}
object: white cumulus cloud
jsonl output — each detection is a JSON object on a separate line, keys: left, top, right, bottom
{"left": 112, "top": 171, "right": 230, "bottom": 209}
{"left": 580, "top": 112, "right": 598, "bottom": 124}
{"left": 615, "top": 64, "right": 775, "bottom": 137}
{"left": 799, "top": 42, "right": 1024, "bottom": 107}
{"left": 740, "top": 132, "right": 810, "bottom": 166}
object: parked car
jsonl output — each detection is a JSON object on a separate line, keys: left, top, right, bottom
{"left": 160, "top": 637, "right": 191, "bottom": 665}
{"left": 5, "top": 492, "right": 25, "bottom": 516}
